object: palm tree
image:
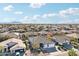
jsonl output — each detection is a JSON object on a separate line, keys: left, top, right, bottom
{"left": 68, "top": 49, "right": 77, "bottom": 56}
{"left": 22, "top": 34, "right": 29, "bottom": 50}
{"left": 0, "top": 45, "right": 4, "bottom": 56}
{"left": 70, "top": 37, "right": 79, "bottom": 48}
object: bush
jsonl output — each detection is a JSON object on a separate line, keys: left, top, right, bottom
{"left": 68, "top": 49, "right": 77, "bottom": 56}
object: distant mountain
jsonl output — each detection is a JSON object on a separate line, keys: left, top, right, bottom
{"left": 0, "top": 21, "right": 79, "bottom": 24}
{"left": 10, "top": 21, "right": 22, "bottom": 24}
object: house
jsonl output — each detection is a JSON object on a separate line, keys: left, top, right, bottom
{"left": 53, "top": 35, "right": 70, "bottom": 45}
{"left": 0, "top": 38, "right": 26, "bottom": 55}
{"left": 0, "top": 32, "right": 18, "bottom": 38}
{"left": 41, "top": 42, "right": 57, "bottom": 53}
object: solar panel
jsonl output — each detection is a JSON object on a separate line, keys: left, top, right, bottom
{"left": 63, "top": 43, "right": 72, "bottom": 50}
{"left": 7, "top": 42, "right": 17, "bottom": 48}
{"left": 42, "top": 47, "right": 57, "bottom": 53}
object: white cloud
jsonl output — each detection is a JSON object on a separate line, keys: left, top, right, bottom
{"left": 29, "top": 3, "right": 46, "bottom": 8}
{"left": 2, "top": 18, "right": 16, "bottom": 23}
{"left": 42, "top": 14, "right": 48, "bottom": 18}
{"left": 24, "top": 16, "right": 28, "bottom": 19}
{"left": 59, "top": 8, "right": 79, "bottom": 17}
{"left": 57, "top": 19, "right": 79, "bottom": 24}
{"left": 21, "top": 7, "right": 79, "bottom": 24}
{"left": 73, "top": 19, "right": 79, "bottom": 23}
{"left": 21, "top": 13, "right": 57, "bottom": 23}
{"left": 14, "top": 11, "right": 23, "bottom": 15}
{"left": 32, "top": 15, "right": 40, "bottom": 19}
{"left": 3, "top": 5, "right": 14, "bottom": 12}
{"left": 42, "top": 13, "right": 56, "bottom": 18}
{"left": 23, "top": 13, "right": 56, "bottom": 20}
{"left": 22, "top": 16, "right": 32, "bottom": 22}
{"left": 23, "top": 16, "right": 30, "bottom": 20}
{"left": 22, "top": 16, "right": 33, "bottom": 23}
{"left": 47, "top": 13, "right": 56, "bottom": 17}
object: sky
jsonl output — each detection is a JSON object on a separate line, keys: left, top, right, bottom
{"left": 0, "top": 3, "right": 79, "bottom": 24}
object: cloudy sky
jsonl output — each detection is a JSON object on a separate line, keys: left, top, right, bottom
{"left": 0, "top": 3, "right": 79, "bottom": 24}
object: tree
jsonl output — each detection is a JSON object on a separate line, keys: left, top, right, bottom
{"left": 69, "top": 24, "right": 73, "bottom": 28}
{"left": 68, "top": 49, "right": 77, "bottom": 56}
{"left": 22, "top": 34, "right": 29, "bottom": 50}
{"left": 46, "top": 34, "right": 52, "bottom": 42}
{"left": 32, "top": 43, "right": 39, "bottom": 49}
{"left": 38, "top": 26, "right": 44, "bottom": 31}
{"left": 22, "top": 34, "right": 28, "bottom": 41}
